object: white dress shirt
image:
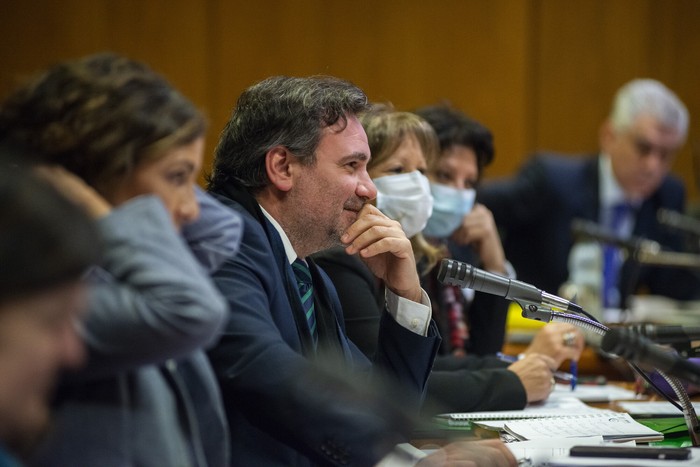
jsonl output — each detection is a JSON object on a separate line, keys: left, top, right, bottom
{"left": 259, "top": 205, "right": 432, "bottom": 336}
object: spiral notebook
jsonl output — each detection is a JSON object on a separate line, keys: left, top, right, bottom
{"left": 503, "top": 412, "right": 664, "bottom": 443}
{"left": 441, "top": 396, "right": 600, "bottom": 424}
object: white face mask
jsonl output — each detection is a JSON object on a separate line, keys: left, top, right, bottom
{"left": 423, "top": 182, "right": 476, "bottom": 238}
{"left": 373, "top": 171, "right": 433, "bottom": 238}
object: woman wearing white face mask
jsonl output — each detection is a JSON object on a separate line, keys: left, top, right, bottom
{"left": 313, "top": 104, "right": 562, "bottom": 412}
{"left": 313, "top": 105, "right": 442, "bottom": 354}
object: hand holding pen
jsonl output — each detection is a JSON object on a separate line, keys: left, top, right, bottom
{"left": 498, "top": 352, "right": 577, "bottom": 391}
{"left": 523, "top": 323, "right": 585, "bottom": 368}
{"left": 497, "top": 352, "right": 559, "bottom": 403}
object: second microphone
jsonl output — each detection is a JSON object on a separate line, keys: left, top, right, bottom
{"left": 437, "top": 258, "right": 584, "bottom": 314}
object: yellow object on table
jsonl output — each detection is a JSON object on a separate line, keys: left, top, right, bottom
{"left": 505, "top": 302, "right": 545, "bottom": 344}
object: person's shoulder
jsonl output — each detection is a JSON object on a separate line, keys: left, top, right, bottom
{"left": 660, "top": 172, "right": 685, "bottom": 191}
{"left": 209, "top": 191, "right": 250, "bottom": 219}
{"left": 655, "top": 173, "right": 686, "bottom": 205}
{"left": 520, "top": 153, "right": 596, "bottom": 191}
{"left": 529, "top": 152, "right": 593, "bottom": 171}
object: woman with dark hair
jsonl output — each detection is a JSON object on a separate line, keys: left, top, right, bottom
{"left": 0, "top": 53, "right": 240, "bottom": 467}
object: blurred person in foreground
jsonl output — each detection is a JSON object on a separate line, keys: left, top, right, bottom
{"left": 0, "top": 53, "right": 240, "bottom": 467}
{"left": 0, "top": 156, "right": 100, "bottom": 465}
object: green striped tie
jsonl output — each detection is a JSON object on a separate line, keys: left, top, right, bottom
{"left": 292, "top": 259, "right": 317, "bottom": 347}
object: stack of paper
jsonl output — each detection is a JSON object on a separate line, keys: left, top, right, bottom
{"left": 550, "top": 383, "right": 638, "bottom": 402}
{"left": 503, "top": 412, "right": 663, "bottom": 443}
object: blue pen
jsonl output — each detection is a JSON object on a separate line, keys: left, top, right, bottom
{"left": 496, "top": 352, "right": 517, "bottom": 363}
{"left": 570, "top": 361, "right": 578, "bottom": 391}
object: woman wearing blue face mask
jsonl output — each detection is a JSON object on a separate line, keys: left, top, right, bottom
{"left": 313, "top": 104, "right": 564, "bottom": 412}
{"left": 416, "top": 105, "right": 511, "bottom": 357}
{"left": 416, "top": 104, "right": 585, "bottom": 370}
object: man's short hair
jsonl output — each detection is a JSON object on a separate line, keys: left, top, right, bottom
{"left": 209, "top": 75, "right": 369, "bottom": 193}
{"left": 610, "top": 79, "right": 689, "bottom": 139}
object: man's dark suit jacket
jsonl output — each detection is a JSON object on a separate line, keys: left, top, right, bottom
{"left": 478, "top": 153, "right": 700, "bottom": 306}
{"left": 312, "top": 247, "right": 527, "bottom": 414}
{"left": 207, "top": 184, "right": 440, "bottom": 466}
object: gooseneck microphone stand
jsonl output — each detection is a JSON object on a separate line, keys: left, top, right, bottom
{"left": 436, "top": 257, "right": 700, "bottom": 446}
{"left": 517, "top": 300, "right": 700, "bottom": 446}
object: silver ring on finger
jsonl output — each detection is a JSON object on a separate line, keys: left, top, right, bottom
{"left": 563, "top": 331, "right": 577, "bottom": 347}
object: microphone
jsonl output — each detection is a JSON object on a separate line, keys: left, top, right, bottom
{"left": 571, "top": 218, "right": 660, "bottom": 254}
{"left": 601, "top": 328, "right": 700, "bottom": 385}
{"left": 628, "top": 324, "right": 700, "bottom": 346}
{"left": 658, "top": 208, "right": 700, "bottom": 238}
{"left": 573, "top": 218, "right": 700, "bottom": 269}
{"left": 437, "top": 258, "right": 583, "bottom": 314}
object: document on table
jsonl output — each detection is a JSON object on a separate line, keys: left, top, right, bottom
{"left": 503, "top": 412, "right": 663, "bottom": 442}
{"left": 548, "top": 450, "right": 700, "bottom": 467}
{"left": 617, "top": 401, "right": 700, "bottom": 417}
{"left": 506, "top": 436, "right": 608, "bottom": 466}
{"left": 550, "top": 383, "right": 639, "bottom": 402}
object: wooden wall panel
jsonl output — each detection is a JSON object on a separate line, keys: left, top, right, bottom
{"left": 0, "top": 1, "right": 109, "bottom": 89}
{"left": 532, "top": 0, "right": 700, "bottom": 200}
{"left": 1, "top": 0, "right": 700, "bottom": 201}
{"left": 532, "top": 0, "right": 653, "bottom": 154}
{"left": 652, "top": 0, "right": 700, "bottom": 201}
{"left": 208, "top": 0, "right": 530, "bottom": 179}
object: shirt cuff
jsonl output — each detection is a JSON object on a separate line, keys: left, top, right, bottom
{"left": 385, "top": 288, "right": 431, "bottom": 336}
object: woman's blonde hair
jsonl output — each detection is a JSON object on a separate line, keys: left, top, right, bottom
{"left": 360, "top": 103, "right": 445, "bottom": 274}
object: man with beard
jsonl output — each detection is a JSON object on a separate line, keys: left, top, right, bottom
{"left": 206, "top": 76, "right": 516, "bottom": 467}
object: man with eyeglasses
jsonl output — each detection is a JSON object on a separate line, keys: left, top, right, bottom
{"left": 478, "top": 79, "right": 698, "bottom": 313}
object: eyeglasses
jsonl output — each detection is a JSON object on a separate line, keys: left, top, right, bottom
{"left": 627, "top": 133, "right": 680, "bottom": 163}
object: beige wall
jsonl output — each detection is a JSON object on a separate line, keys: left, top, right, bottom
{"left": 2, "top": 0, "right": 700, "bottom": 201}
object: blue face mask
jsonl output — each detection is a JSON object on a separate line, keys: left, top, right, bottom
{"left": 423, "top": 183, "right": 476, "bottom": 239}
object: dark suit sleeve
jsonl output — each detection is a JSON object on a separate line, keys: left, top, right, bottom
{"left": 425, "top": 353, "right": 526, "bottom": 412}
{"left": 425, "top": 368, "right": 527, "bottom": 413}
{"left": 478, "top": 155, "right": 554, "bottom": 230}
